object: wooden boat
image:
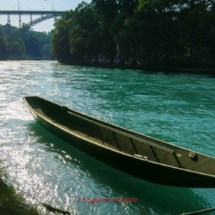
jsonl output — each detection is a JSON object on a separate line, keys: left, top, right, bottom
{"left": 24, "top": 96, "right": 215, "bottom": 188}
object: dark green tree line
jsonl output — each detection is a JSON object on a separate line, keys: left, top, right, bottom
{"left": 52, "top": 0, "right": 215, "bottom": 68}
{"left": 0, "top": 24, "right": 53, "bottom": 59}
{"left": 0, "top": 28, "right": 7, "bottom": 59}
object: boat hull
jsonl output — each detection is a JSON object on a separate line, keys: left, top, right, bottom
{"left": 28, "top": 104, "right": 215, "bottom": 188}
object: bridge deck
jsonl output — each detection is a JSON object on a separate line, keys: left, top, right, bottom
{"left": 0, "top": 10, "right": 65, "bottom": 15}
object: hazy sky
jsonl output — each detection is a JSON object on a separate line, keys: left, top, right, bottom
{"left": 0, "top": 0, "right": 90, "bottom": 32}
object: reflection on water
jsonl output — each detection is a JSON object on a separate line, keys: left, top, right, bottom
{"left": 0, "top": 61, "right": 215, "bottom": 214}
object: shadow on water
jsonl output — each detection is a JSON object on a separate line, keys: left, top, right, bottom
{"left": 27, "top": 122, "right": 212, "bottom": 215}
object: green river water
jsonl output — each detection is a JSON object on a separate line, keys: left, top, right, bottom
{"left": 0, "top": 61, "right": 215, "bottom": 215}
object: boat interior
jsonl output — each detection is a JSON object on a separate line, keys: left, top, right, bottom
{"left": 24, "top": 96, "right": 215, "bottom": 177}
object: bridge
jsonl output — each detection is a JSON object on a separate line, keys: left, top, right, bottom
{"left": 0, "top": 10, "right": 65, "bottom": 40}
{"left": 0, "top": 10, "right": 64, "bottom": 28}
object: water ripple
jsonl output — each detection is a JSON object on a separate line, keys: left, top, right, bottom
{"left": 0, "top": 61, "right": 215, "bottom": 214}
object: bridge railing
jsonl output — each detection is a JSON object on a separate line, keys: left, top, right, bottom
{"left": 0, "top": 10, "right": 65, "bottom": 15}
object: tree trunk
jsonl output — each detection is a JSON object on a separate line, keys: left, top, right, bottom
{"left": 165, "top": 14, "right": 170, "bottom": 68}
{"left": 189, "top": 44, "right": 193, "bottom": 66}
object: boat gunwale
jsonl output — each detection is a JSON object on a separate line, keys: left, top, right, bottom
{"left": 25, "top": 96, "right": 215, "bottom": 158}
{"left": 66, "top": 111, "right": 175, "bottom": 154}
{"left": 23, "top": 96, "right": 215, "bottom": 179}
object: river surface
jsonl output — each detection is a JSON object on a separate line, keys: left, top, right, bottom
{"left": 0, "top": 61, "right": 215, "bottom": 215}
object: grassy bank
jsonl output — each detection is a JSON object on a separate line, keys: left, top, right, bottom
{"left": 0, "top": 179, "right": 40, "bottom": 215}
{"left": 0, "top": 170, "right": 71, "bottom": 215}
{"left": 63, "top": 62, "right": 215, "bottom": 76}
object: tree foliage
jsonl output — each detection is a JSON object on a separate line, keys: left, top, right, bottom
{"left": 0, "top": 24, "right": 52, "bottom": 59}
{"left": 24, "top": 37, "right": 42, "bottom": 57}
{"left": 11, "top": 42, "right": 21, "bottom": 55}
{"left": 10, "top": 38, "right": 26, "bottom": 56}
{"left": 69, "top": 2, "right": 102, "bottom": 62}
{"left": 52, "top": 11, "right": 75, "bottom": 63}
{"left": 0, "top": 28, "right": 7, "bottom": 59}
{"left": 51, "top": 0, "right": 215, "bottom": 68}
{"left": 43, "top": 44, "right": 52, "bottom": 58}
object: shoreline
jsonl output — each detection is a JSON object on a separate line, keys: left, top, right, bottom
{"left": 1, "top": 58, "right": 215, "bottom": 76}
{"left": 0, "top": 174, "right": 71, "bottom": 214}
{"left": 0, "top": 177, "right": 40, "bottom": 215}
{"left": 0, "top": 57, "right": 53, "bottom": 61}
{"left": 61, "top": 62, "right": 215, "bottom": 76}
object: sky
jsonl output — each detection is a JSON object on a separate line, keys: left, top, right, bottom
{"left": 0, "top": 0, "right": 90, "bottom": 32}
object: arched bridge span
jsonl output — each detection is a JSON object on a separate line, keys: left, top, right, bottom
{"left": 0, "top": 10, "right": 64, "bottom": 39}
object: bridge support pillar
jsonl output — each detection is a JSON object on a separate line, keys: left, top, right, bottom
{"left": 19, "top": 14, "right": 21, "bottom": 28}
{"left": 30, "top": 13, "right": 32, "bottom": 22}
{"left": 7, "top": 14, "right": 10, "bottom": 25}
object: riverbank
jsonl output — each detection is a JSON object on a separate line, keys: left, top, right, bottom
{"left": 0, "top": 165, "right": 71, "bottom": 215}
{"left": 0, "top": 177, "right": 72, "bottom": 215}
{"left": 0, "top": 178, "right": 40, "bottom": 215}
{"left": 63, "top": 62, "right": 215, "bottom": 76}
{"left": 0, "top": 160, "right": 41, "bottom": 214}
{"left": 0, "top": 56, "right": 52, "bottom": 61}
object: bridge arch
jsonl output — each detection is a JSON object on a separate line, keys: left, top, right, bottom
{"left": 0, "top": 10, "right": 64, "bottom": 40}
{"left": 13, "top": 14, "right": 61, "bottom": 39}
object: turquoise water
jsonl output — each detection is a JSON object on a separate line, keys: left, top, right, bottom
{"left": 0, "top": 61, "right": 215, "bottom": 215}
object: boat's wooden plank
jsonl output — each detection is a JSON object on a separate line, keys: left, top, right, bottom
{"left": 130, "top": 138, "right": 138, "bottom": 154}
{"left": 97, "top": 126, "right": 104, "bottom": 143}
{"left": 66, "top": 111, "right": 175, "bottom": 154}
{"left": 112, "top": 131, "right": 121, "bottom": 151}
{"left": 114, "top": 132, "right": 136, "bottom": 154}
{"left": 54, "top": 121, "right": 117, "bottom": 150}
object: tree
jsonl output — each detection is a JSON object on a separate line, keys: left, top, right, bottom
{"left": 0, "top": 28, "right": 7, "bottom": 59}
{"left": 178, "top": 0, "right": 211, "bottom": 65}
{"left": 21, "top": 29, "right": 52, "bottom": 57}
{"left": 1, "top": 24, "right": 52, "bottom": 59}
{"left": 136, "top": 0, "right": 183, "bottom": 67}
{"left": 43, "top": 44, "right": 52, "bottom": 58}
{"left": 14, "top": 38, "right": 25, "bottom": 56}
{"left": 11, "top": 41, "right": 21, "bottom": 55}
{"left": 69, "top": 2, "right": 102, "bottom": 62}
{"left": 50, "top": 0, "right": 215, "bottom": 68}
{"left": 92, "top": 0, "right": 118, "bottom": 62}
{"left": 111, "top": 0, "right": 139, "bottom": 64}
{"left": 52, "top": 11, "right": 75, "bottom": 63}
{"left": 24, "top": 37, "right": 42, "bottom": 57}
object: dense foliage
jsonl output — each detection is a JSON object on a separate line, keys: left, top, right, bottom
{"left": 0, "top": 24, "right": 52, "bottom": 59}
{"left": 0, "top": 28, "right": 7, "bottom": 59}
{"left": 52, "top": 0, "right": 215, "bottom": 68}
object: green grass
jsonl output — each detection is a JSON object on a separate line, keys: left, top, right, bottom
{"left": 0, "top": 181, "right": 42, "bottom": 215}
{"left": 0, "top": 161, "right": 43, "bottom": 215}
{"left": 0, "top": 172, "right": 71, "bottom": 215}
